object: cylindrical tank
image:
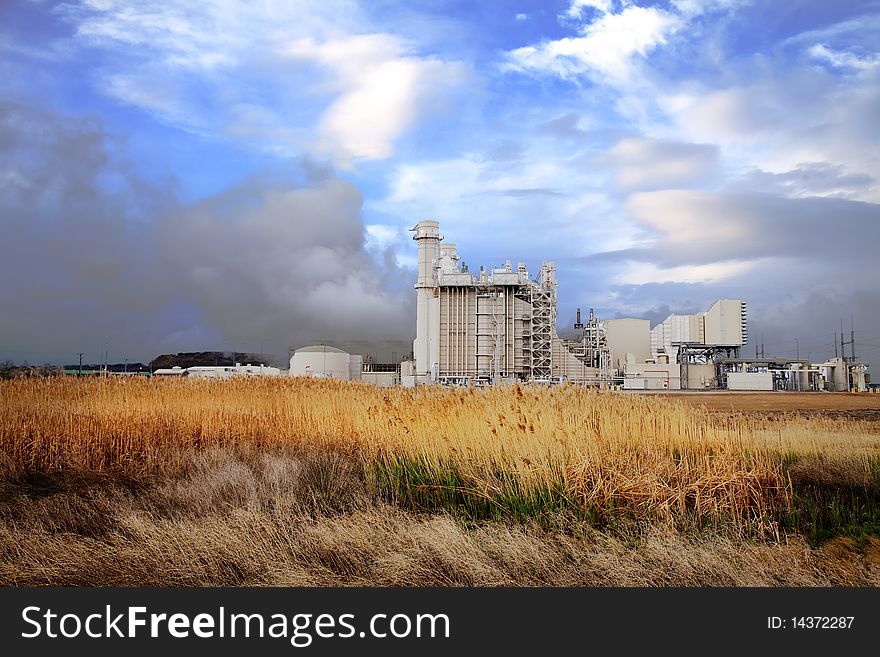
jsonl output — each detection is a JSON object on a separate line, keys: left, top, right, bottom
{"left": 289, "top": 346, "right": 354, "bottom": 379}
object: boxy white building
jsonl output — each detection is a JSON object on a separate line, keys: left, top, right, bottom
{"left": 650, "top": 299, "right": 748, "bottom": 365}
{"left": 153, "top": 364, "right": 282, "bottom": 378}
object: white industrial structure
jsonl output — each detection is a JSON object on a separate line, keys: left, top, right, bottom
{"left": 289, "top": 345, "right": 363, "bottom": 380}
{"left": 153, "top": 364, "right": 282, "bottom": 378}
{"left": 619, "top": 299, "right": 749, "bottom": 390}
{"left": 283, "top": 218, "right": 868, "bottom": 392}
{"left": 408, "top": 220, "right": 755, "bottom": 389}
{"left": 410, "top": 220, "right": 613, "bottom": 386}
{"left": 649, "top": 299, "right": 748, "bottom": 364}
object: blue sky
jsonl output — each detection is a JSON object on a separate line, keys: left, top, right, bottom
{"left": 1, "top": 0, "right": 879, "bottom": 366}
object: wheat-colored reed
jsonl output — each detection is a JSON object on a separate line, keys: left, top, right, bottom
{"left": 2, "top": 377, "right": 877, "bottom": 531}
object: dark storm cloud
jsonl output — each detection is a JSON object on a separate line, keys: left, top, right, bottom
{"left": 623, "top": 190, "right": 880, "bottom": 267}
{"left": 613, "top": 303, "right": 702, "bottom": 328}
{"left": 747, "top": 288, "right": 880, "bottom": 367}
{"left": 158, "top": 176, "right": 414, "bottom": 353}
{"left": 0, "top": 101, "right": 412, "bottom": 365}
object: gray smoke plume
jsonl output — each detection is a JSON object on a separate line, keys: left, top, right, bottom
{"left": 0, "top": 101, "right": 413, "bottom": 365}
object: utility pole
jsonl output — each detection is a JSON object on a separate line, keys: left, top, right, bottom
{"left": 851, "top": 315, "right": 856, "bottom": 361}
{"left": 795, "top": 338, "right": 799, "bottom": 360}
{"left": 78, "top": 353, "right": 83, "bottom": 376}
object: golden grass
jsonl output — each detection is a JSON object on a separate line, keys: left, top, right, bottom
{"left": 2, "top": 447, "right": 878, "bottom": 586}
{"left": 2, "top": 377, "right": 878, "bottom": 533}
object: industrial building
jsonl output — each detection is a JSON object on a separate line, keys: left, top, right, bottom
{"left": 407, "top": 220, "right": 760, "bottom": 389}
{"left": 285, "top": 219, "right": 869, "bottom": 392}
{"left": 409, "top": 220, "right": 615, "bottom": 386}
{"left": 153, "top": 363, "right": 282, "bottom": 378}
{"left": 287, "top": 343, "right": 405, "bottom": 386}
{"left": 289, "top": 345, "right": 363, "bottom": 380}
{"left": 649, "top": 299, "right": 748, "bottom": 364}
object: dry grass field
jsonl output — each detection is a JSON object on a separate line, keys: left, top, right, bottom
{"left": 1, "top": 377, "right": 879, "bottom": 586}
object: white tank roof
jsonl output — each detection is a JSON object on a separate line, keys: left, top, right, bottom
{"left": 294, "top": 345, "right": 348, "bottom": 354}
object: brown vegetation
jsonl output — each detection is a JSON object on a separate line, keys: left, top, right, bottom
{"left": 1, "top": 377, "right": 879, "bottom": 586}
{"left": 2, "top": 447, "right": 878, "bottom": 586}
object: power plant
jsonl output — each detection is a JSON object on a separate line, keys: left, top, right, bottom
{"left": 399, "top": 219, "right": 867, "bottom": 391}
{"left": 407, "top": 219, "right": 615, "bottom": 386}
{"left": 284, "top": 219, "right": 870, "bottom": 392}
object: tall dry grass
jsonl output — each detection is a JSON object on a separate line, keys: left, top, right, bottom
{"left": 3, "top": 377, "right": 878, "bottom": 536}
{"left": 2, "top": 447, "right": 877, "bottom": 586}
{"left": 3, "top": 377, "right": 880, "bottom": 585}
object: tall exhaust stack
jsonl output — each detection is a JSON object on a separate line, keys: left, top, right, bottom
{"left": 411, "top": 220, "right": 442, "bottom": 383}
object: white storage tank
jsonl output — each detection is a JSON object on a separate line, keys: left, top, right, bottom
{"left": 289, "top": 346, "right": 361, "bottom": 380}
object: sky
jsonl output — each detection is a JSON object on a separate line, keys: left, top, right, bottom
{"left": 1, "top": 0, "right": 879, "bottom": 368}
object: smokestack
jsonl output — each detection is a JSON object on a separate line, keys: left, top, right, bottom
{"left": 574, "top": 307, "right": 584, "bottom": 330}
{"left": 411, "top": 220, "right": 442, "bottom": 381}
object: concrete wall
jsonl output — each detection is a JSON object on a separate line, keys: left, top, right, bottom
{"left": 361, "top": 371, "right": 398, "bottom": 387}
{"left": 727, "top": 372, "right": 773, "bottom": 391}
{"left": 604, "top": 318, "right": 651, "bottom": 370}
{"left": 684, "top": 363, "right": 716, "bottom": 389}
{"left": 349, "top": 355, "right": 363, "bottom": 380}
{"left": 651, "top": 313, "right": 703, "bottom": 363}
{"left": 703, "top": 299, "right": 745, "bottom": 346}
{"left": 623, "top": 363, "right": 681, "bottom": 390}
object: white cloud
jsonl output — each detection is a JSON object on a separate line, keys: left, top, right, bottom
{"left": 781, "top": 14, "right": 880, "bottom": 49}
{"left": 607, "top": 138, "right": 719, "bottom": 190}
{"left": 504, "top": 5, "right": 679, "bottom": 82}
{"left": 62, "top": 1, "right": 467, "bottom": 163}
{"left": 613, "top": 260, "right": 756, "bottom": 285}
{"left": 284, "top": 35, "right": 466, "bottom": 161}
{"left": 564, "top": 0, "right": 612, "bottom": 20}
{"left": 808, "top": 44, "right": 880, "bottom": 71}
{"left": 375, "top": 148, "right": 636, "bottom": 270}
{"left": 657, "top": 66, "right": 880, "bottom": 202}
{"left": 623, "top": 189, "right": 880, "bottom": 268}
{"left": 671, "top": 0, "right": 747, "bottom": 18}
{"left": 664, "top": 87, "right": 782, "bottom": 141}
